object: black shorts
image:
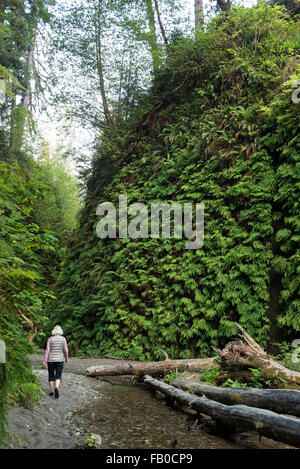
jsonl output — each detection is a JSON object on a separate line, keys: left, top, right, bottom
{"left": 48, "top": 361, "right": 64, "bottom": 381}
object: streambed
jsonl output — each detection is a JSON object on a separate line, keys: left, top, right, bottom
{"left": 72, "top": 378, "right": 240, "bottom": 449}
{"left": 6, "top": 354, "right": 293, "bottom": 449}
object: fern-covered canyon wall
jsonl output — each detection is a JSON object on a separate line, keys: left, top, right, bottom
{"left": 50, "top": 5, "right": 299, "bottom": 360}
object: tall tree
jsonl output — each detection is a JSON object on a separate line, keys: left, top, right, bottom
{"left": 144, "top": 0, "right": 160, "bottom": 72}
{"left": 153, "top": 0, "right": 168, "bottom": 46}
{"left": 0, "top": 0, "right": 51, "bottom": 155}
{"left": 95, "top": 0, "right": 113, "bottom": 124}
{"left": 195, "top": 0, "right": 204, "bottom": 31}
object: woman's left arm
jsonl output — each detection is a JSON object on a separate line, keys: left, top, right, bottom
{"left": 64, "top": 337, "right": 69, "bottom": 363}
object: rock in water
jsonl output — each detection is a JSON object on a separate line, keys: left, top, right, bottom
{"left": 89, "top": 434, "right": 102, "bottom": 448}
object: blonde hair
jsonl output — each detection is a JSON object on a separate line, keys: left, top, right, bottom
{"left": 52, "top": 325, "right": 63, "bottom": 336}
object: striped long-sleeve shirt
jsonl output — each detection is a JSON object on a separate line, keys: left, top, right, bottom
{"left": 44, "top": 335, "right": 69, "bottom": 363}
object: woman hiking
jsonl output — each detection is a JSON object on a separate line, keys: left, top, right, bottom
{"left": 43, "top": 325, "right": 69, "bottom": 398}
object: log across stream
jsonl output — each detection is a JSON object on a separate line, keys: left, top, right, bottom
{"left": 86, "top": 357, "right": 214, "bottom": 377}
{"left": 171, "top": 375, "right": 300, "bottom": 416}
{"left": 85, "top": 362, "right": 300, "bottom": 448}
{"left": 85, "top": 329, "right": 300, "bottom": 450}
{"left": 143, "top": 375, "right": 300, "bottom": 448}
{"left": 74, "top": 375, "right": 296, "bottom": 449}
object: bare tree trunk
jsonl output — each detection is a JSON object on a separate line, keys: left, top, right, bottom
{"left": 95, "top": 0, "right": 112, "bottom": 124}
{"left": 9, "top": 95, "right": 17, "bottom": 149}
{"left": 153, "top": 0, "right": 168, "bottom": 46}
{"left": 195, "top": 0, "right": 204, "bottom": 31}
{"left": 117, "top": 42, "right": 127, "bottom": 117}
{"left": 144, "top": 0, "right": 160, "bottom": 73}
{"left": 13, "top": 45, "right": 34, "bottom": 152}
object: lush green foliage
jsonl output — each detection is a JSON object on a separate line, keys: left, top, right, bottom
{"left": 50, "top": 4, "right": 300, "bottom": 360}
{"left": 0, "top": 155, "right": 80, "bottom": 446}
{"left": 0, "top": 153, "right": 80, "bottom": 432}
{"left": 164, "top": 370, "right": 184, "bottom": 383}
{"left": 0, "top": 1, "right": 81, "bottom": 448}
{"left": 33, "top": 147, "right": 81, "bottom": 239}
{"left": 0, "top": 161, "right": 54, "bottom": 445}
{"left": 199, "top": 365, "right": 222, "bottom": 385}
{"left": 0, "top": 0, "right": 299, "bottom": 449}
{"left": 199, "top": 364, "right": 286, "bottom": 388}
{"left": 219, "top": 369, "right": 286, "bottom": 389}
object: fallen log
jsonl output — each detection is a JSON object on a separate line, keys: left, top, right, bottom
{"left": 144, "top": 375, "right": 300, "bottom": 448}
{"left": 171, "top": 374, "right": 300, "bottom": 417}
{"left": 86, "top": 357, "right": 215, "bottom": 377}
{"left": 215, "top": 323, "right": 300, "bottom": 386}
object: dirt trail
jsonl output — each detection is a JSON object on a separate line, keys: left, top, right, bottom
{"left": 6, "top": 354, "right": 130, "bottom": 449}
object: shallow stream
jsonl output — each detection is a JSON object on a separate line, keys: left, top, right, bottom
{"left": 73, "top": 378, "right": 240, "bottom": 449}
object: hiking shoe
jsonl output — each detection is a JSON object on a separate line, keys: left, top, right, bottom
{"left": 49, "top": 392, "right": 54, "bottom": 397}
{"left": 54, "top": 388, "right": 59, "bottom": 398}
